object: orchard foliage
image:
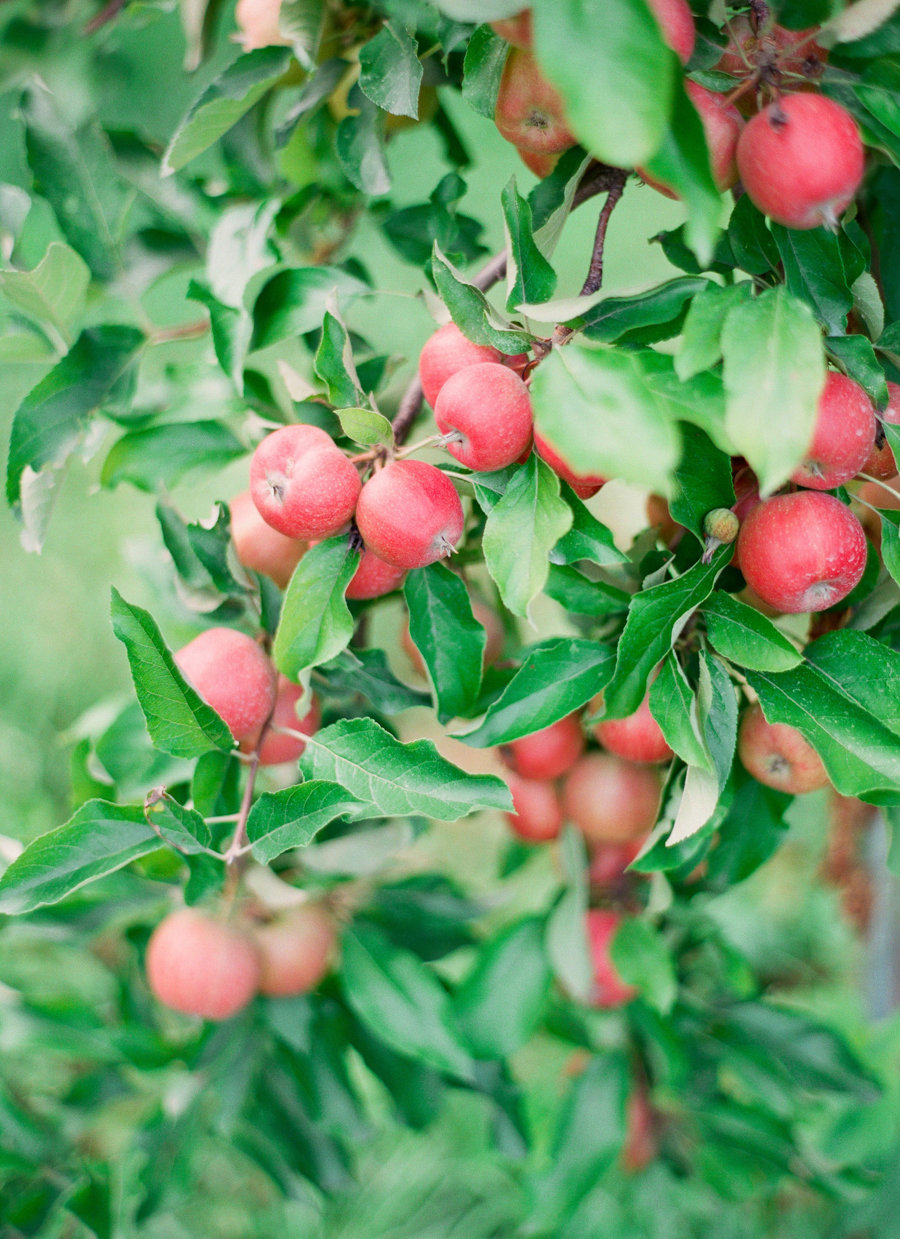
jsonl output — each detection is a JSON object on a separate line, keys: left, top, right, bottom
{"left": 3, "top": 0, "right": 900, "bottom": 1234}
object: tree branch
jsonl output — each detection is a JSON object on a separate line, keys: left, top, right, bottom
{"left": 85, "top": 0, "right": 127, "bottom": 33}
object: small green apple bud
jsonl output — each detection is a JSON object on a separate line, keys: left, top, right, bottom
{"left": 703, "top": 508, "right": 740, "bottom": 545}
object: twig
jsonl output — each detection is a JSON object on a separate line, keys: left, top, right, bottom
{"left": 579, "top": 168, "right": 628, "bottom": 297}
{"left": 748, "top": 0, "right": 770, "bottom": 31}
{"left": 222, "top": 751, "right": 261, "bottom": 892}
{"left": 150, "top": 319, "right": 210, "bottom": 345}
{"left": 85, "top": 0, "right": 127, "bottom": 34}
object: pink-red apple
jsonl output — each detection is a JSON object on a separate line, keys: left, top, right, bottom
{"left": 495, "top": 48, "right": 576, "bottom": 155}
{"left": 354, "top": 459, "right": 464, "bottom": 570}
{"left": 736, "top": 491, "right": 868, "bottom": 613}
{"left": 861, "top": 381, "right": 900, "bottom": 480}
{"left": 640, "top": 81, "right": 743, "bottom": 196}
{"left": 235, "top": 0, "right": 291, "bottom": 49}
{"left": 738, "top": 702, "right": 829, "bottom": 793}
{"left": 230, "top": 489, "right": 306, "bottom": 589}
{"left": 585, "top": 908, "right": 637, "bottom": 1008}
{"left": 563, "top": 753, "right": 661, "bottom": 845}
{"left": 345, "top": 547, "right": 407, "bottom": 600}
{"left": 500, "top": 713, "right": 585, "bottom": 781}
{"left": 434, "top": 362, "right": 533, "bottom": 471}
{"left": 255, "top": 675, "right": 320, "bottom": 766}
{"left": 145, "top": 907, "right": 261, "bottom": 1021}
{"left": 504, "top": 770, "right": 563, "bottom": 842}
{"left": 490, "top": 10, "right": 532, "bottom": 48}
{"left": 250, "top": 424, "right": 361, "bottom": 540}
{"left": 418, "top": 323, "right": 527, "bottom": 409}
{"left": 792, "top": 371, "right": 876, "bottom": 490}
{"left": 647, "top": 0, "right": 696, "bottom": 63}
{"left": 588, "top": 839, "right": 645, "bottom": 887}
{"left": 175, "top": 627, "right": 277, "bottom": 747}
{"left": 253, "top": 903, "right": 337, "bottom": 997}
{"left": 534, "top": 429, "right": 606, "bottom": 499}
{"left": 591, "top": 692, "right": 673, "bottom": 764}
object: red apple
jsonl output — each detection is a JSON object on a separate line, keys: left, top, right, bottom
{"left": 250, "top": 424, "right": 361, "bottom": 541}
{"left": 355, "top": 459, "right": 464, "bottom": 570}
{"left": 585, "top": 908, "right": 637, "bottom": 1008}
{"left": 418, "top": 323, "right": 526, "bottom": 410}
{"left": 861, "top": 381, "right": 900, "bottom": 480}
{"left": 229, "top": 489, "right": 306, "bottom": 589}
{"left": 255, "top": 675, "right": 320, "bottom": 766}
{"left": 490, "top": 10, "right": 533, "bottom": 48}
{"left": 234, "top": 0, "right": 291, "bottom": 49}
{"left": 175, "top": 627, "right": 277, "bottom": 747}
{"left": 495, "top": 48, "right": 576, "bottom": 155}
{"left": 534, "top": 429, "right": 606, "bottom": 498}
{"left": 791, "top": 372, "right": 876, "bottom": 490}
{"left": 517, "top": 147, "right": 561, "bottom": 178}
{"left": 504, "top": 770, "right": 563, "bottom": 842}
{"left": 591, "top": 692, "right": 673, "bottom": 764}
{"left": 646, "top": 0, "right": 696, "bottom": 64}
{"left": 253, "top": 903, "right": 337, "bottom": 997}
{"left": 717, "top": 16, "right": 827, "bottom": 94}
{"left": 736, "top": 94, "right": 864, "bottom": 230}
{"left": 640, "top": 81, "right": 743, "bottom": 196}
{"left": 738, "top": 702, "right": 829, "bottom": 793}
{"left": 500, "top": 713, "right": 585, "bottom": 781}
{"left": 345, "top": 547, "right": 407, "bottom": 600}
{"left": 434, "top": 362, "right": 533, "bottom": 471}
{"left": 562, "top": 753, "right": 661, "bottom": 845}
{"left": 736, "top": 491, "right": 868, "bottom": 613}
{"left": 145, "top": 908, "right": 261, "bottom": 1021}
{"left": 588, "top": 838, "right": 645, "bottom": 887}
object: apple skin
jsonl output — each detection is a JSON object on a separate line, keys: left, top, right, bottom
{"left": 419, "top": 323, "right": 528, "bottom": 410}
{"left": 738, "top": 702, "right": 829, "bottom": 793}
{"left": 345, "top": 547, "right": 407, "bottom": 600}
{"left": 355, "top": 459, "right": 464, "bottom": 570}
{"left": 500, "top": 713, "right": 585, "bottom": 781}
{"left": 490, "top": 11, "right": 533, "bottom": 48}
{"left": 729, "top": 465, "right": 762, "bottom": 572}
{"left": 591, "top": 692, "right": 673, "bottom": 764}
{"left": 588, "top": 839, "right": 645, "bottom": 887}
{"left": 230, "top": 489, "right": 307, "bottom": 590}
{"left": 250, "top": 424, "right": 361, "bottom": 541}
{"left": 717, "top": 17, "right": 827, "bottom": 106}
{"left": 646, "top": 0, "right": 696, "bottom": 64}
{"left": 533, "top": 429, "right": 606, "bottom": 498}
{"left": 585, "top": 909, "right": 637, "bottom": 1008}
{"left": 504, "top": 771, "right": 564, "bottom": 842}
{"left": 145, "top": 908, "right": 261, "bottom": 1021}
{"left": 517, "top": 147, "right": 561, "bottom": 178}
{"left": 175, "top": 628, "right": 277, "bottom": 747}
{"left": 255, "top": 675, "right": 320, "bottom": 766}
{"left": 235, "top": 0, "right": 291, "bottom": 49}
{"left": 562, "top": 753, "right": 661, "bottom": 845}
{"left": 791, "top": 372, "right": 876, "bottom": 490}
{"left": 736, "top": 94, "right": 864, "bottom": 230}
{"left": 736, "top": 491, "right": 868, "bottom": 614}
{"left": 434, "top": 362, "right": 534, "bottom": 471}
{"left": 253, "top": 904, "right": 338, "bottom": 997}
{"left": 639, "top": 81, "right": 743, "bottom": 196}
{"left": 495, "top": 48, "right": 576, "bottom": 156}
{"left": 862, "top": 381, "right": 900, "bottom": 480}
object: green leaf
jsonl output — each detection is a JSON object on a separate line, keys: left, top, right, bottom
{"left": 669, "top": 423, "right": 735, "bottom": 540}
{"left": 246, "top": 781, "right": 363, "bottom": 862}
{"left": 7, "top": 326, "right": 144, "bottom": 510}
{"left": 722, "top": 285, "right": 826, "bottom": 495}
{"left": 336, "top": 407, "right": 393, "bottom": 448}
{"left": 0, "top": 242, "right": 90, "bottom": 343}
{"left": 187, "top": 280, "right": 253, "bottom": 392}
{"left": 676, "top": 282, "right": 753, "bottom": 381}
{"left": 667, "top": 763, "right": 720, "bottom": 847}
{"left": 531, "top": 0, "right": 673, "bottom": 168}
{"left": 431, "top": 244, "right": 534, "bottom": 353}
{"left": 578, "top": 276, "right": 707, "bottom": 345}
{"left": 462, "top": 25, "right": 508, "bottom": 119}
{"left": 404, "top": 563, "right": 486, "bottom": 723}
{"left": 530, "top": 345, "right": 681, "bottom": 495}
{"left": 273, "top": 538, "right": 357, "bottom": 679}
{"left": 314, "top": 309, "right": 363, "bottom": 407}
{"left": 336, "top": 87, "right": 391, "bottom": 196}
{"left": 21, "top": 83, "right": 129, "bottom": 280}
{"left": 727, "top": 194, "right": 779, "bottom": 276}
{"left": 698, "top": 649, "right": 739, "bottom": 791}
{"left": 340, "top": 926, "right": 474, "bottom": 1078}
{"left": 358, "top": 22, "right": 423, "bottom": 119}
{"left": 826, "top": 333, "right": 890, "bottom": 408}
{"left": 481, "top": 454, "right": 572, "bottom": 617}
{"left": 600, "top": 545, "right": 732, "bottom": 720}
{"left": 649, "top": 654, "right": 711, "bottom": 770}
{"left": 0, "top": 801, "right": 158, "bottom": 915}
{"left": 252, "top": 266, "right": 369, "bottom": 349}
{"left": 299, "top": 717, "right": 513, "bottom": 820}
{"left": 546, "top": 828, "right": 592, "bottom": 999}
{"left": 610, "top": 917, "right": 677, "bottom": 1015}
{"left": 552, "top": 485, "right": 628, "bottom": 566}
{"left": 457, "top": 637, "right": 614, "bottom": 747}
{"left": 157, "top": 500, "right": 243, "bottom": 597}
{"left": 805, "top": 630, "right": 900, "bottom": 738}
{"left": 706, "top": 774, "right": 791, "bottom": 885}
{"left": 101, "top": 421, "right": 244, "bottom": 492}
{"left": 455, "top": 918, "right": 551, "bottom": 1058}
{"left": 163, "top": 48, "right": 294, "bottom": 174}
{"left": 319, "top": 648, "right": 430, "bottom": 714}
{"left": 771, "top": 224, "right": 854, "bottom": 335}
{"left": 110, "top": 589, "right": 233, "bottom": 757}
{"left": 543, "top": 564, "right": 631, "bottom": 615}
{"left": 640, "top": 352, "right": 731, "bottom": 451}
{"left": 881, "top": 513, "right": 900, "bottom": 587}
{"left": 144, "top": 791, "right": 213, "bottom": 855}
{"left": 501, "top": 179, "right": 557, "bottom": 312}
{"left": 279, "top": 0, "right": 326, "bottom": 68}
{"left": 702, "top": 592, "right": 804, "bottom": 672}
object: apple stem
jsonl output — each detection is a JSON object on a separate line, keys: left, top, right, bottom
{"left": 223, "top": 749, "right": 261, "bottom": 876}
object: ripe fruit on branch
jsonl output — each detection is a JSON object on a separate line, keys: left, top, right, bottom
{"left": 591, "top": 692, "right": 673, "bottom": 764}
{"left": 434, "top": 363, "right": 534, "bottom": 471}
{"left": 501, "top": 713, "right": 585, "bottom": 781}
{"left": 585, "top": 909, "right": 637, "bottom": 1008}
{"left": 738, "top": 703, "right": 829, "bottom": 793}
{"left": 494, "top": 49, "right": 576, "bottom": 156}
{"left": 588, "top": 839, "right": 645, "bottom": 887}
{"left": 490, "top": 10, "right": 532, "bottom": 48}
{"left": 345, "top": 547, "right": 407, "bottom": 600}
{"left": 646, "top": 0, "right": 696, "bottom": 64}
{"left": 791, "top": 371, "right": 876, "bottom": 490}
{"left": 256, "top": 675, "right": 320, "bottom": 766}
{"left": 355, "top": 459, "right": 464, "bottom": 570}
{"left": 175, "top": 627, "right": 277, "bottom": 746}
{"left": 145, "top": 908, "right": 261, "bottom": 1021}
{"left": 235, "top": 0, "right": 291, "bottom": 49}
{"left": 736, "top": 491, "right": 868, "bottom": 614}
{"left": 504, "top": 771, "right": 563, "bottom": 842}
{"left": 253, "top": 904, "right": 338, "bottom": 997}
{"left": 862, "top": 381, "right": 900, "bottom": 480}
{"left": 717, "top": 17, "right": 827, "bottom": 93}
{"left": 250, "top": 424, "right": 361, "bottom": 540}
{"left": 229, "top": 490, "right": 306, "bottom": 590}
{"left": 640, "top": 82, "right": 743, "bottom": 196}
{"left": 736, "top": 94, "right": 864, "bottom": 230}
{"left": 517, "top": 147, "right": 561, "bottom": 178}
{"left": 418, "top": 323, "right": 527, "bottom": 409}
{"left": 534, "top": 429, "right": 606, "bottom": 499}
{"left": 563, "top": 753, "right": 661, "bottom": 845}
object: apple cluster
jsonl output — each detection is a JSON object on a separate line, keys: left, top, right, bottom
{"left": 145, "top": 901, "right": 338, "bottom": 1021}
